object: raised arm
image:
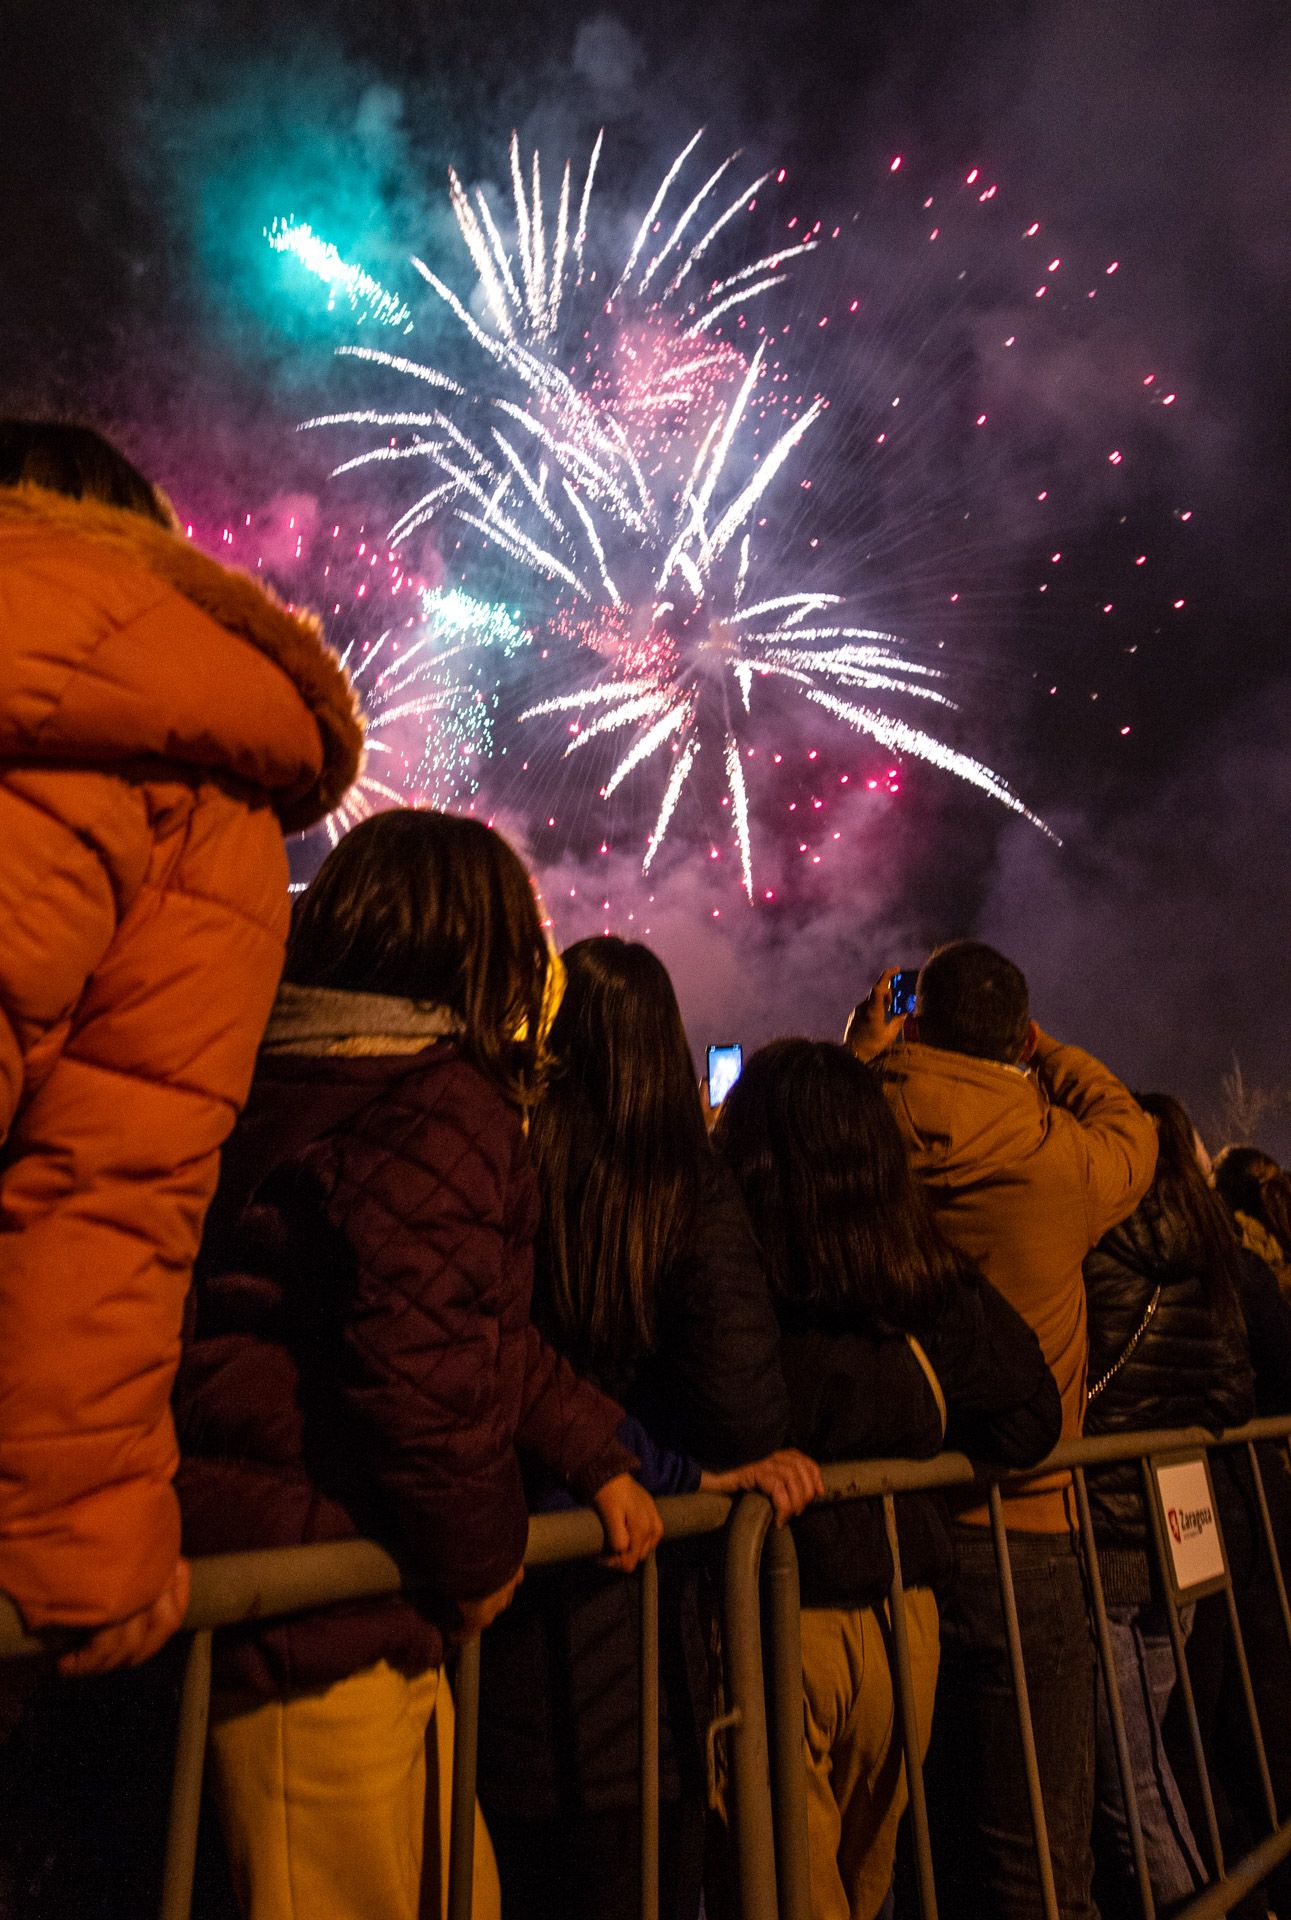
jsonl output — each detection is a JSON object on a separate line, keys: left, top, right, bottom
{"left": 1031, "top": 1031, "right": 1158, "bottom": 1242}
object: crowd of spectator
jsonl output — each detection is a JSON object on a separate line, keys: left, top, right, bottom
{"left": 2, "top": 422, "right": 1290, "bottom": 1920}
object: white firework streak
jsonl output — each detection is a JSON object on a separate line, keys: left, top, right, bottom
{"left": 803, "top": 690, "right": 1058, "bottom": 840}
{"left": 522, "top": 679, "right": 657, "bottom": 718}
{"left": 615, "top": 129, "right": 706, "bottom": 295}
{"left": 603, "top": 702, "right": 691, "bottom": 796}
{"left": 644, "top": 737, "right": 700, "bottom": 872}
{"left": 573, "top": 129, "right": 602, "bottom": 273}
{"left": 724, "top": 732, "right": 753, "bottom": 898}
{"left": 559, "top": 689, "right": 674, "bottom": 756}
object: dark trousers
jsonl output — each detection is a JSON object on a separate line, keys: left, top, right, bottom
{"left": 923, "top": 1526, "right": 1100, "bottom": 1920}
{"left": 486, "top": 1800, "right": 705, "bottom": 1920}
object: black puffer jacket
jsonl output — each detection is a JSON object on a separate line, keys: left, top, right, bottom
{"left": 783, "top": 1271, "right": 1062, "bottom": 1608}
{"left": 477, "top": 1149, "right": 788, "bottom": 1818}
{"left": 1084, "top": 1189, "right": 1254, "bottom": 1594}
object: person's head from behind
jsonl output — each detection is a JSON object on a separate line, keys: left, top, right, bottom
{"left": 530, "top": 937, "right": 707, "bottom": 1376}
{"left": 715, "top": 1038, "right": 962, "bottom": 1333}
{"left": 0, "top": 420, "right": 171, "bottom": 528}
{"left": 916, "top": 940, "right": 1033, "bottom": 1064}
{"left": 1136, "top": 1092, "right": 1244, "bottom": 1312}
{"left": 1214, "top": 1144, "right": 1291, "bottom": 1253}
{"left": 285, "top": 808, "right": 551, "bottom": 1106}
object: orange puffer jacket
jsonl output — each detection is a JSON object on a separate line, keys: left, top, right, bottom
{"left": 0, "top": 485, "right": 362, "bottom": 1631}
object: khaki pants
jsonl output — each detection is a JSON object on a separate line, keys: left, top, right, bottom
{"left": 210, "top": 1660, "right": 500, "bottom": 1920}
{"left": 800, "top": 1591, "right": 940, "bottom": 1920}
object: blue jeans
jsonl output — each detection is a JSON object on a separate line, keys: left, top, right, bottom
{"left": 925, "top": 1527, "right": 1099, "bottom": 1920}
{"left": 1094, "top": 1605, "right": 1204, "bottom": 1912}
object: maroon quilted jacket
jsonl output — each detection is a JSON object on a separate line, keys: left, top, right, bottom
{"left": 174, "top": 1036, "right": 632, "bottom": 1698}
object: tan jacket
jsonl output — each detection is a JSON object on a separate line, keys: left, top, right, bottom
{"left": 878, "top": 1033, "right": 1157, "bottom": 1530}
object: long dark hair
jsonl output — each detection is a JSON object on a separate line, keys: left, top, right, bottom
{"left": 528, "top": 938, "right": 707, "bottom": 1376}
{"left": 0, "top": 419, "right": 171, "bottom": 527}
{"left": 286, "top": 809, "right": 552, "bottom": 1106}
{"left": 715, "top": 1038, "right": 965, "bottom": 1332}
{"left": 1214, "top": 1145, "right": 1291, "bottom": 1257}
{"left": 1136, "top": 1093, "right": 1245, "bottom": 1311}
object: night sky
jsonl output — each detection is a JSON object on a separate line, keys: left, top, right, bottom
{"left": 3, "top": 0, "right": 1288, "bottom": 1150}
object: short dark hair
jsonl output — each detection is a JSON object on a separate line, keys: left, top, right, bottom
{"left": 285, "top": 809, "right": 552, "bottom": 1106}
{"left": 0, "top": 420, "right": 171, "bottom": 527}
{"left": 715, "top": 1038, "right": 964, "bottom": 1331}
{"left": 917, "top": 940, "right": 1030, "bottom": 1062}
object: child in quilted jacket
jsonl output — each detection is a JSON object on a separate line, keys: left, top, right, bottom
{"left": 175, "top": 809, "right": 661, "bottom": 1920}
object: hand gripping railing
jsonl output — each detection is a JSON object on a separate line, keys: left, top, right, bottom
{"left": 3, "top": 1416, "right": 1291, "bottom": 1920}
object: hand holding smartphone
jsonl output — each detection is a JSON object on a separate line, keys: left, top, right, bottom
{"left": 886, "top": 970, "right": 919, "bottom": 1020}
{"left": 706, "top": 1043, "right": 743, "bottom": 1107}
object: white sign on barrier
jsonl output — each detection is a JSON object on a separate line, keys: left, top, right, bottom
{"left": 1152, "top": 1455, "right": 1227, "bottom": 1597}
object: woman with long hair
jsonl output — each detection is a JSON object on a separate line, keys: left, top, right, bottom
{"left": 174, "top": 813, "right": 661, "bottom": 1920}
{"left": 716, "top": 1039, "right": 1060, "bottom": 1920}
{"left": 477, "top": 938, "right": 819, "bottom": 1920}
{"left": 1082, "top": 1092, "right": 1257, "bottom": 1915}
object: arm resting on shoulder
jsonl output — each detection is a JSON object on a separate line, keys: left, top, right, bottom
{"left": 925, "top": 1274, "right": 1062, "bottom": 1467}
{"left": 780, "top": 1330, "right": 945, "bottom": 1463}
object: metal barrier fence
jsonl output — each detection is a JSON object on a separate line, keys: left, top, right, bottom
{"left": 2, "top": 1415, "right": 1290, "bottom": 1920}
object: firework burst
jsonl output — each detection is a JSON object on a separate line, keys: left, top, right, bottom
{"left": 328, "top": 585, "right": 531, "bottom": 843}
{"left": 293, "top": 129, "right": 1056, "bottom": 890}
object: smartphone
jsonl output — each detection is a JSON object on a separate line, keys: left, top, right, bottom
{"left": 707, "top": 1043, "right": 743, "bottom": 1106}
{"left": 887, "top": 970, "right": 920, "bottom": 1020}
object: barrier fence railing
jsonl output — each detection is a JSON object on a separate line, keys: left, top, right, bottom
{"left": 2, "top": 1415, "right": 1290, "bottom": 1920}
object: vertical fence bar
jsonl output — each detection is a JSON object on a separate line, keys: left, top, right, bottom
{"left": 987, "top": 1484, "right": 1060, "bottom": 1920}
{"left": 640, "top": 1551, "right": 660, "bottom": 1920}
{"left": 447, "top": 1634, "right": 482, "bottom": 1920}
{"left": 763, "top": 1526, "right": 810, "bottom": 1920}
{"left": 882, "top": 1494, "right": 938, "bottom": 1920}
{"left": 1140, "top": 1458, "right": 1225, "bottom": 1879}
{"left": 1071, "top": 1466, "right": 1156, "bottom": 1920}
{"left": 1246, "top": 1442, "right": 1291, "bottom": 1653}
{"left": 1219, "top": 1579, "right": 1278, "bottom": 1829}
{"left": 723, "top": 1494, "right": 779, "bottom": 1920}
{"left": 158, "top": 1630, "right": 213, "bottom": 1920}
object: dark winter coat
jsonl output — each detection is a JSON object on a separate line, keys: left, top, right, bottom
{"left": 174, "top": 1030, "right": 632, "bottom": 1698}
{"left": 1083, "top": 1189, "right": 1255, "bottom": 1602}
{"left": 783, "top": 1271, "right": 1062, "bottom": 1609}
{"left": 1214, "top": 1250, "right": 1291, "bottom": 1586}
{"left": 477, "top": 1149, "right": 789, "bottom": 1818}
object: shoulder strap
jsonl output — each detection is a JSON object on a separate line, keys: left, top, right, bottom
{"left": 1087, "top": 1284, "right": 1163, "bottom": 1403}
{"left": 905, "top": 1332, "right": 948, "bottom": 1443}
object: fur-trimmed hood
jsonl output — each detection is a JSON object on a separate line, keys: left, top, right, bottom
{"left": 0, "top": 485, "right": 363, "bottom": 827}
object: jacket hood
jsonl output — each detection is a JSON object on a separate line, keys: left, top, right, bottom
{"left": 877, "top": 1041, "right": 1051, "bottom": 1185}
{"left": 261, "top": 981, "right": 461, "bottom": 1056}
{"left": 0, "top": 485, "right": 363, "bottom": 827}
